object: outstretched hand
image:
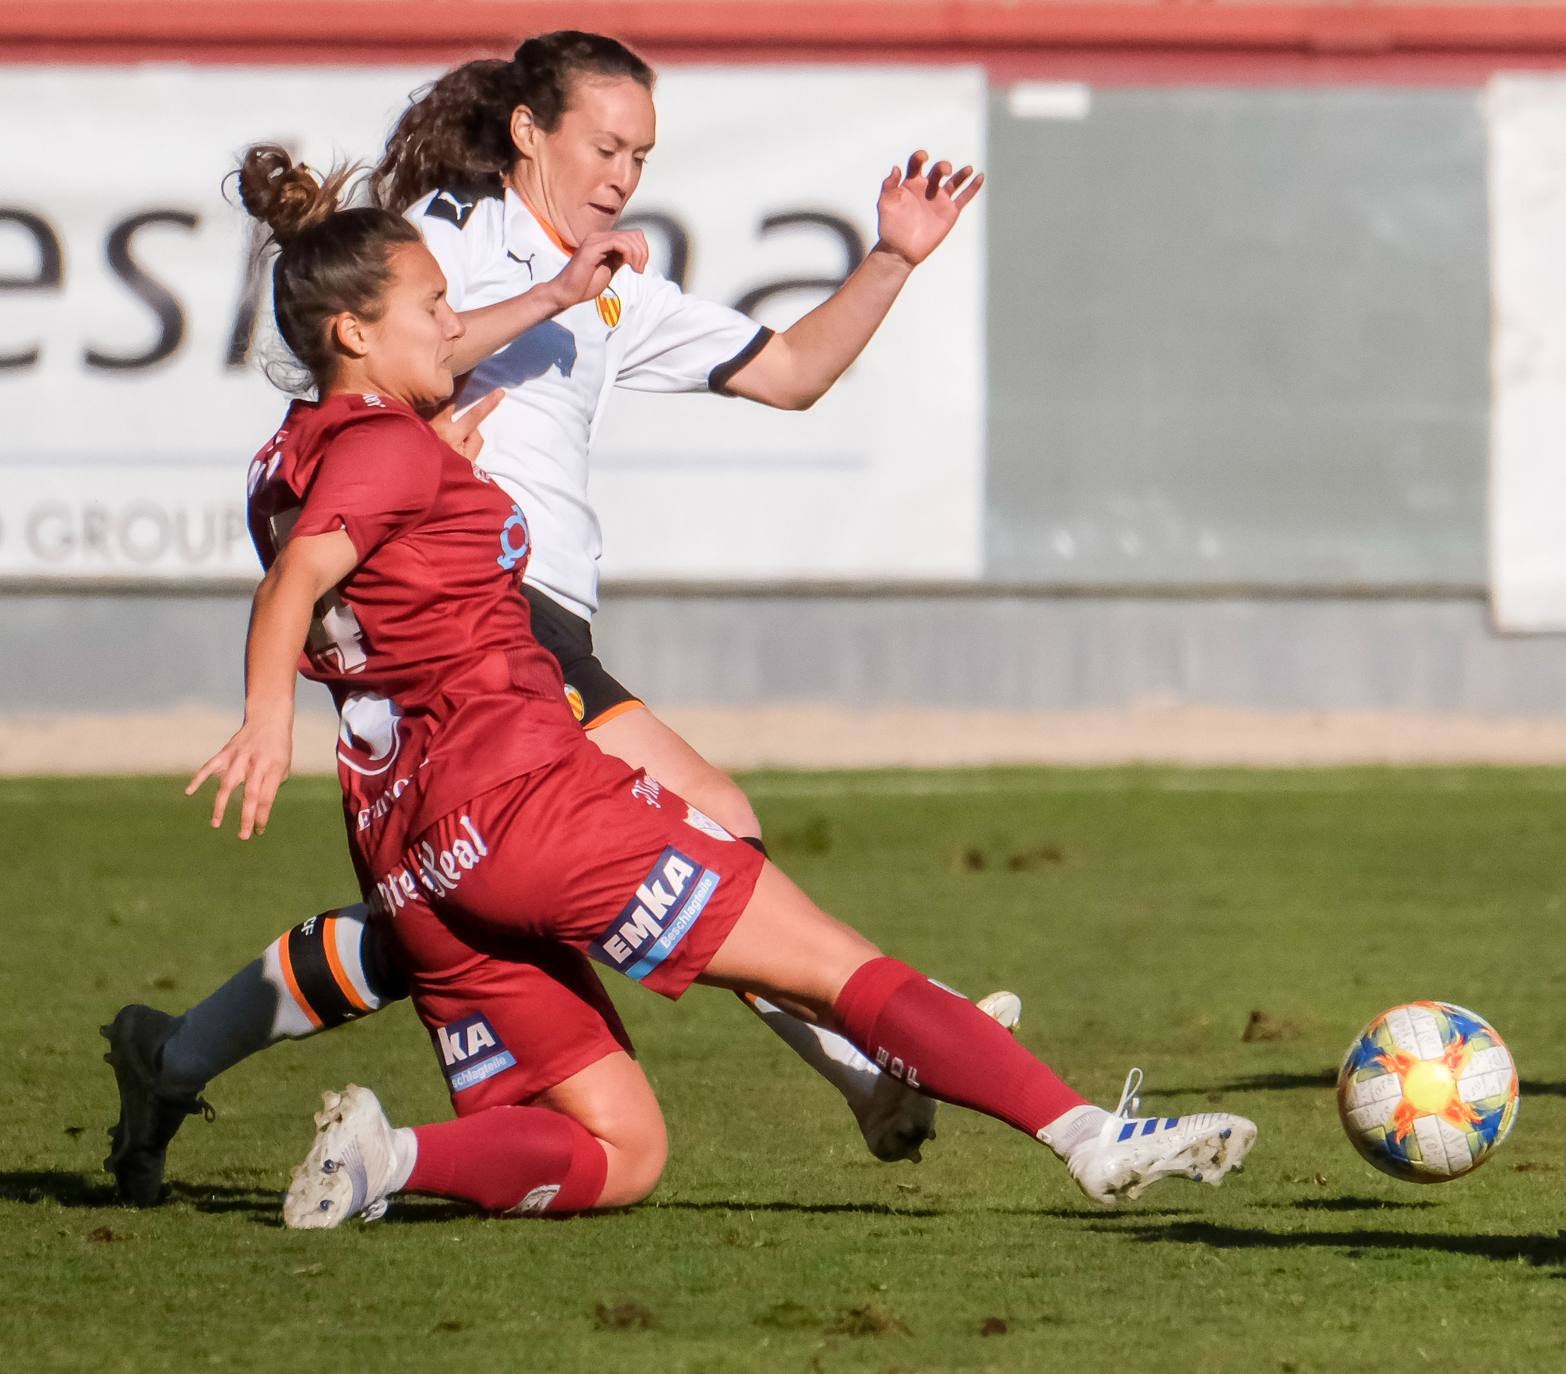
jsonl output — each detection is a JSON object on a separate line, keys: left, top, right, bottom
{"left": 875, "top": 150, "right": 984, "bottom": 268}
{"left": 187, "top": 716, "right": 293, "bottom": 840}
{"left": 551, "top": 229, "right": 650, "bottom": 311}
{"left": 430, "top": 387, "right": 503, "bottom": 464}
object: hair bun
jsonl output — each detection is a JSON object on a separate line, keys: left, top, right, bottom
{"left": 236, "top": 144, "right": 344, "bottom": 244}
{"left": 512, "top": 35, "right": 550, "bottom": 71}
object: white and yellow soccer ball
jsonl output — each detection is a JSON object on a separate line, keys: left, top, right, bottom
{"left": 1336, "top": 1001, "right": 1519, "bottom": 1182}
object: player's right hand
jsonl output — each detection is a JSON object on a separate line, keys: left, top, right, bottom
{"left": 550, "top": 230, "right": 649, "bottom": 311}
{"left": 187, "top": 717, "right": 293, "bottom": 840}
{"left": 430, "top": 387, "right": 503, "bottom": 464}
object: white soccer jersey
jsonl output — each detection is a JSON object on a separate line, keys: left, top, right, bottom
{"left": 410, "top": 186, "right": 769, "bottom": 619}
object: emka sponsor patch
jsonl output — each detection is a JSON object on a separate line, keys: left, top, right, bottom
{"left": 590, "top": 846, "right": 721, "bottom": 982}
{"left": 435, "top": 1012, "right": 517, "bottom": 1092}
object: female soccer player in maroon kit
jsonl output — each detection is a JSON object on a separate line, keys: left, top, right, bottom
{"left": 105, "top": 32, "right": 1006, "bottom": 1198}
{"left": 191, "top": 146, "right": 1256, "bottom": 1226}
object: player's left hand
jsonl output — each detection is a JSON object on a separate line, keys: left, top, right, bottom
{"left": 430, "top": 388, "right": 503, "bottom": 465}
{"left": 874, "top": 150, "right": 984, "bottom": 269}
{"left": 187, "top": 717, "right": 293, "bottom": 840}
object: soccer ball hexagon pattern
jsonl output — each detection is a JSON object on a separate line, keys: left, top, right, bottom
{"left": 1336, "top": 1001, "right": 1519, "bottom": 1183}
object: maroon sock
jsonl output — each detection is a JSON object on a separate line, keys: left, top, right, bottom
{"left": 407, "top": 1106, "right": 608, "bottom": 1213}
{"left": 833, "top": 957, "right": 1088, "bottom": 1137}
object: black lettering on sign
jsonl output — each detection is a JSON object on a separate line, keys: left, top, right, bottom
{"left": 0, "top": 209, "right": 64, "bottom": 369}
{"left": 618, "top": 211, "right": 690, "bottom": 291}
{"left": 733, "top": 211, "right": 865, "bottom": 318}
{"left": 85, "top": 210, "right": 198, "bottom": 370}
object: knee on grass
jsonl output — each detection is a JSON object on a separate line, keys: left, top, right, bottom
{"left": 592, "top": 1116, "right": 668, "bottom": 1208}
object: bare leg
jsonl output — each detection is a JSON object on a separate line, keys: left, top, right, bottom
{"left": 587, "top": 706, "right": 945, "bottom": 1158}
{"left": 586, "top": 705, "right": 760, "bottom": 839}
{"left": 698, "top": 864, "right": 880, "bottom": 1016}
{"left": 528, "top": 1051, "right": 668, "bottom": 1207}
{"left": 698, "top": 862, "right": 1094, "bottom": 1141}
{"left": 692, "top": 863, "right": 1258, "bottom": 1209}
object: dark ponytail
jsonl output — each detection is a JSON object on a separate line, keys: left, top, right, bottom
{"left": 369, "top": 59, "right": 521, "bottom": 217}
{"left": 373, "top": 31, "right": 655, "bottom": 214}
{"left": 235, "top": 144, "right": 421, "bottom": 393}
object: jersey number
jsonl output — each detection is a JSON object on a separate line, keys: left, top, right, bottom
{"left": 267, "top": 507, "right": 369, "bottom": 674}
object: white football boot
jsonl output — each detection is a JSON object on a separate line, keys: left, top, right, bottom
{"left": 858, "top": 989, "right": 1024, "bottom": 1163}
{"left": 1052, "top": 1068, "right": 1257, "bottom": 1207}
{"left": 283, "top": 1085, "right": 401, "bottom": 1229}
{"left": 976, "top": 990, "right": 1024, "bottom": 1028}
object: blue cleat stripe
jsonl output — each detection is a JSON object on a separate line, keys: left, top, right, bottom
{"left": 1141, "top": 1118, "right": 1159, "bottom": 1137}
{"left": 1117, "top": 1121, "right": 1137, "bottom": 1143}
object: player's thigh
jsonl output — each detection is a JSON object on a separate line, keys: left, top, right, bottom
{"left": 414, "top": 742, "right": 766, "bottom": 1000}
{"left": 384, "top": 905, "right": 637, "bottom": 1114}
{"left": 696, "top": 862, "right": 881, "bottom": 1021}
{"left": 588, "top": 704, "right": 760, "bottom": 840}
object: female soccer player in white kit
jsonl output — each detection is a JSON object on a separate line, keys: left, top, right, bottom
{"left": 102, "top": 31, "right": 1006, "bottom": 1206}
{"left": 191, "top": 141, "right": 1256, "bottom": 1224}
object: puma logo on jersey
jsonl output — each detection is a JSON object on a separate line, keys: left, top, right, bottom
{"left": 435, "top": 1013, "right": 517, "bottom": 1091}
{"left": 506, "top": 249, "right": 535, "bottom": 279}
{"left": 426, "top": 189, "right": 478, "bottom": 229}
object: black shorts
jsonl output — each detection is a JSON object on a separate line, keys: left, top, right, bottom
{"left": 521, "top": 584, "right": 643, "bottom": 729}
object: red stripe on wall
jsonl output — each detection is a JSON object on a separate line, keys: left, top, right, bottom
{"left": 5, "top": 3, "right": 1566, "bottom": 83}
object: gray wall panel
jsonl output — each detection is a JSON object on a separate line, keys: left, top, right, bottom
{"left": 985, "top": 87, "right": 1489, "bottom": 586}
{"left": 2, "top": 593, "right": 250, "bottom": 711}
{"left": 12, "top": 590, "right": 1566, "bottom": 720}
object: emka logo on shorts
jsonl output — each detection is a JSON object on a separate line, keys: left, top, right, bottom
{"left": 435, "top": 1012, "right": 517, "bottom": 1093}
{"left": 590, "top": 846, "right": 721, "bottom": 983}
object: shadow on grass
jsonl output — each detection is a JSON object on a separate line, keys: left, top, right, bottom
{"left": 1155, "top": 1071, "right": 1336, "bottom": 1095}
{"left": 383, "top": 1199, "right": 483, "bottom": 1224}
{"left": 0, "top": 1169, "right": 291, "bottom": 1219}
{"left": 1097, "top": 1218, "right": 1566, "bottom": 1271}
{"left": 171, "top": 1181, "right": 286, "bottom": 1219}
{"left": 1156, "top": 1072, "right": 1566, "bottom": 1099}
{"left": 1034, "top": 1206, "right": 1196, "bottom": 1221}
{"left": 655, "top": 1199, "right": 943, "bottom": 1217}
{"left": 1284, "top": 1196, "right": 1436, "bottom": 1213}
{"left": 0, "top": 1169, "right": 118, "bottom": 1208}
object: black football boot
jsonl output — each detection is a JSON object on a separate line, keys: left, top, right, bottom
{"left": 101, "top": 1004, "right": 214, "bottom": 1206}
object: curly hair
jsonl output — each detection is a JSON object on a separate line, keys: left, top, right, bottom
{"left": 372, "top": 31, "right": 656, "bottom": 214}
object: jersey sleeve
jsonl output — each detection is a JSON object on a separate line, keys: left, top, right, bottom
{"left": 614, "top": 272, "right": 774, "bottom": 395}
{"left": 293, "top": 413, "right": 443, "bottom": 559}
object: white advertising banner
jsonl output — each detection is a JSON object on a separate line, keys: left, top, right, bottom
{"left": 1489, "top": 75, "right": 1566, "bottom": 632}
{"left": 0, "top": 65, "right": 985, "bottom": 585}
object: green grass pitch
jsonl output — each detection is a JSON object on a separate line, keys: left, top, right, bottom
{"left": 2, "top": 768, "right": 1563, "bottom": 1372}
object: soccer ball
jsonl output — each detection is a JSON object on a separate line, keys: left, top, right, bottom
{"left": 1336, "top": 1001, "right": 1519, "bottom": 1182}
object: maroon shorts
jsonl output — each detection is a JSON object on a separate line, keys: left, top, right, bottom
{"left": 372, "top": 736, "right": 765, "bottom": 1109}
{"left": 380, "top": 908, "right": 635, "bottom": 1113}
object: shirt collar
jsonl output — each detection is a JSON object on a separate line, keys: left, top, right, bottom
{"left": 503, "top": 186, "right": 572, "bottom": 262}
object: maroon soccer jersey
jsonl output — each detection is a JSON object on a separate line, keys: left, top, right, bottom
{"left": 246, "top": 392, "right": 580, "bottom": 871}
